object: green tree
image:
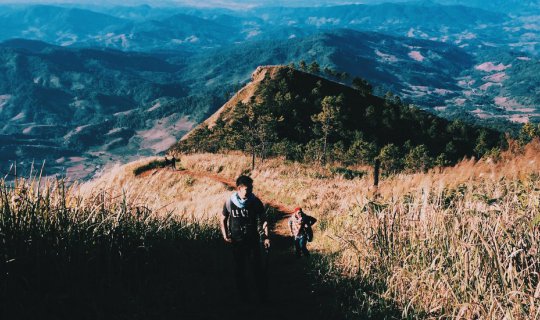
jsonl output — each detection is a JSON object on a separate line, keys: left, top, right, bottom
{"left": 352, "top": 77, "right": 373, "bottom": 96}
{"left": 444, "top": 141, "right": 458, "bottom": 161}
{"left": 330, "top": 141, "right": 347, "bottom": 163}
{"left": 378, "top": 144, "right": 403, "bottom": 175}
{"left": 474, "top": 129, "right": 490, "bottom": 157}
{"left": 311, "top": 95, "right": 344, "bottom": 164}
{"left": 254, "top": 113, "right": 280, "bottom": 161}
{"left": 271, "top": 139, "right": 303, "bottom": 161}
{"left": 308, "top": 61, "right": 320, "bottom": 74}
{"left": 404, "top": 144, "right": 433, "bottom": 173}
{"left": 299, "top": 60, "right": 307, "bottom": 71}
{"left": 344, "top": 131, "right": 377, "bottom": 165}
{"left": 229, "top": 101, "right": 278, "bottom": 170}
{"left": 323, "top": 67, "right": 336, "bottom": 77}
{"left": 434, "top": 153, "right": 450, "bottom": 168}
{"left": 304, "top": 139, "right": 324, "bottom": 163}
{"left": 518, "top": 122, "right": 539, "bottom": 145}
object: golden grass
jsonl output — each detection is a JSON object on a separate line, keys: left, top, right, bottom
{"left": 1, "top": 169, "right": 223, "bottom": 318}
{"left": 168, "top": 140, "right": 540, "bottom": 319}
{"left": 75, "top": 140, "right": 540, "bottom": 318}
{"left": 79, "top": 157, "right": 229, "bottom": 223}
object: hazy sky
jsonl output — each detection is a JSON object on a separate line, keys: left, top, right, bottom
{"left": 0, "top": 0, "right": 387, "bottom": 8}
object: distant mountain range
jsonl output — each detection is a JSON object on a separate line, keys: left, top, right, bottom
{"left": 182, "top": 29, "right": 474, "bottom": 106}
{"left": 69, "top": 1, "right": 540, "bottom": 15}
{"left": 0, "top": 5, "right": 241, "bottom": 51}
{"left": 0, "top": 2, "right": 536, "bottom": 55}
{"left": 0, "top": 39, "right": 200, "bottom": 179}
{"left": 179, "top": 29, "right": 539, "bottom": 126}
{"left": 431, "top": 0, "right": 540, "bottom": 14}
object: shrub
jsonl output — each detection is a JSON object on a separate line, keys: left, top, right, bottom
{"left": 133, "top": 159, "right": 167, "bottom": 176}
{"left": 330, "top": 167, "right": 367, "bottom": 180}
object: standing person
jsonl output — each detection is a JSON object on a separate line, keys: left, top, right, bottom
{"left": 220, "top": 175, "right": 270, "bottom": 302}
{"left": 288, "top": 207, "right": 317, "bottom": 257}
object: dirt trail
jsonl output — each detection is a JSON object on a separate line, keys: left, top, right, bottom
{"left": 173, "top": 169, "right": 296, "bottom": 236}
{"left": 167, "top": 168, "right": 341, "bottom": 320}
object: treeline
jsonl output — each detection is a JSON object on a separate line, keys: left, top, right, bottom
{"left": 171, "top": 66, "right": 506, "bottom": 175}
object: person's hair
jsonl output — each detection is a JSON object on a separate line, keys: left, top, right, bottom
{"left": 236, "top": 175, "right": 253, "bottom": 187}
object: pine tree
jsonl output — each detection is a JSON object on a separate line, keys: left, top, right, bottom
{"left": 378, "top": 143, "right": 403, "bottom": 175}
{"left": 308, "top": 61, "right": 320, "bottom": 74}
{"left": 231, "top": 101, "right": 279, "bottom": 170}
{"left": 352, "top": 77, "right": 373, "bottom": 96}
{"left": 404, "top": 144, "right": 433, "bottom": 173}
{"left": 474, "top": 129, "right": 490, "bottom": 157}
{"left": 518, "top": 122, "right": 539, "bottom": 145}
{"left": 311, "top": 95, "right": 343, "bottom": 164}
{"left": 299, "top": 60, "right": 307, "bottom": 71}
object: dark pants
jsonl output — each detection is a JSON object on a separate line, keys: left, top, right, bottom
{"left": 231, "top": 239, "right": 268, "bottom": 302}
{"left": 294, "top": 236, "right": 309, "bottom": 256}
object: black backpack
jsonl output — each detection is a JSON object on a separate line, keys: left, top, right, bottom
{"left": 305, "top": 225, "right": 313, "bottom": 242}
{"left": 304, "top": 215, "right": 316, "bottom": 242}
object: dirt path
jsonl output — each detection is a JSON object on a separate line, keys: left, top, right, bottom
{"left": 173, "top": 169, "right": 296, "bottom": 233}
{"left": 167, "top": 168, "right": 342, "bottom": 320}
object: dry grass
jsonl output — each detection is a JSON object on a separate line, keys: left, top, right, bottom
{"left": 79, "top": 157, "right": 230, "bottom": 223}
{"left": 64, "top": 140, "right": 540, "bottom": 318}
{"left": 0, "top": 171, "right": 224, "bottom": 318}
{"left": 169, "top": 140, "right": 540, "bottom": 319}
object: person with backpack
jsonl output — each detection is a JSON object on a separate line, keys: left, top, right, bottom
{"left": 288, "top": 207, "right": 317, "bottom": 257}
{"left": 220, "top": 175, "right": 270, "bottom": 302}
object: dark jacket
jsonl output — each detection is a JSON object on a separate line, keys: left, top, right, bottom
{"left": 222, "top": 194, "right": 267, "bottom": 242}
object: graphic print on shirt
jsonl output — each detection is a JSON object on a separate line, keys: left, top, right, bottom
{"left": 231, "top": 208, "right": 249, "bottom": 218}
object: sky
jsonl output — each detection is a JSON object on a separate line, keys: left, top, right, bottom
{"left": 0, "top": 0, "right": 390, "bottom": 8}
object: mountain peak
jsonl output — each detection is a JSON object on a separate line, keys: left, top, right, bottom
{"left": 182, "top": 65, "right": 289, "bottom": 139}
{"left": 173, "top": 64, "right": 505, "bottom": 167}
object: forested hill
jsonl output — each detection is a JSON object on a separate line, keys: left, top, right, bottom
{"left": 171, "top": 66, "right": 506, "bottom": 173}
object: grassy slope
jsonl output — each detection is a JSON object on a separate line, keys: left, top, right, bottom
{"left": 82, "top": 137, "right": 540, "bottom": 318}
{"left": 4, "top": 138, "right": 540, "bottom": 319}
{"left": 173, "top": 65, "right": 506, "bottom": 167}
{"left": 1, "top": 157, "right": 352, "bottom": 319}
{"left": 169, "top": 142, "right": 540, "bottom": 319}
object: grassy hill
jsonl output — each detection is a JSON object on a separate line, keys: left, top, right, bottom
{"left": 172, "top": 65, "right": 505, "bottom": 172}
{"left": 171, "top": 144, "right": 540, "bottom": 319}
{"left": 5, "top": 136, "right": 539, "bottom": 318}
{"left": 0, "top": 156, "right": 349, "bottom": 319}
{"left": 0, "top": 30, "right": 488, "bottom": 179}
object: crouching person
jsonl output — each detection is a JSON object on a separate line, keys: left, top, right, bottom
{"left": 220, "top": 175, "right": 270, "bottom": 303}
{"left": 288, "top": 207, "right": 317, "bottom": 257}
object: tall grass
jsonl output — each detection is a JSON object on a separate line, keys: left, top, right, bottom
{"left": 173, "top": 141, "right": 540, "bottom": 319}
{"left": 80, "top": 157, "right": 230, "bottom": 220}
{"left": 323, "top": 178, "right": 540, "bottom": 319}
{"left": 0, "top": 174, "right": 231, "bottom": 319}
{"left": 10, "top": 142, "right": 535, "bottom": 318}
